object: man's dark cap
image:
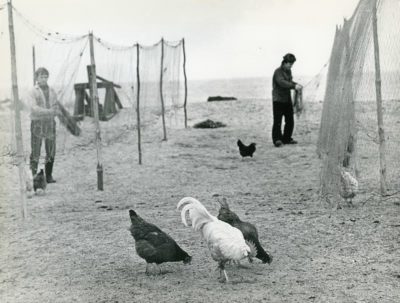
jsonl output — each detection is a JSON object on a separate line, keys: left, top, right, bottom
{"left": 283, "top": 53, "right": 296, "bottom": 63}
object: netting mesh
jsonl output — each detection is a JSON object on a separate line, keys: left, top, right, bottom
{"left": 88, "top": 37, "right": 137, "bottom": 145}
{"left": 138, "top": 42, "right": 163, "bottom": 126}
{"left": 163, "top": 40, "right": 185, "bottom": 128}
{"left": 93, "top": 37, "right": 136, "bottom": 109}
{"left": 302, "top": 63, "right": 328, "bottom": 105}
{"left": 318, "top": 0, "right": 400, "bottom": 202}
{"left": 0, "top": 5, "right": 89, "bottom": 164}
{"left": 0, "top": 4, "right": 187, "bottom": 172}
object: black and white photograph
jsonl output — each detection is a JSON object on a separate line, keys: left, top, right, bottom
{"left": 0, "top": 0, "right": 399, "bottom": 302}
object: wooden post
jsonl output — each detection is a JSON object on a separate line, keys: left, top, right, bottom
{"left": 136, "top": 43, "right": 142, "bottom": 165}
{"left": 8, "top": 0, "right": 28, "bottom": 218}
{"left": 159, "top": 38, "right": 167, "bottom": 141}
{"left": 182, "top": 38, "right": 188, "bottom": 128}
{"left": 343, "top": 20, "right": 356, "bottom": 170}
{"left": 88, "top": 32, "right": 104, "bottom": 190}
{"left": 372, "top": 0, "right": 387, "bottom": 195}
{"left": 32, "top": 45, "right": 36, "bottom": 84}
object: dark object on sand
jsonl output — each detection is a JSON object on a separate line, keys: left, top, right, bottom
{"left": 56, "top": 101, "right": 81, "bottom": 136}
{"left": 193, "top": 119, "right": 226, "bottom": 129}
{"left": 207, "top": 96, "right": 237, "bottom": 102}
{"left": 237, "top": 139, "right": 256, "bottom": 157}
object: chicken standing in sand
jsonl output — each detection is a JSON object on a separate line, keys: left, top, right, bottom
{"left": 217, "top": 198, "right": 273, "bottom": 264}
{"left": 339, "top": 168, "right": 358, "bottom": 207}
{"left": 177, "top": 197, "right": 256, "bottom": 283}
{"left": 128, "top": 210, "right": 192, "bottom": 275}
{"left": 237, "top": 139, "right": 256, "bottom": 158}
{"left": 33, "top": 169, "right": 47, "bottom": 194}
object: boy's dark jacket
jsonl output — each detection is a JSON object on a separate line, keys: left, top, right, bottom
{"left": 272, "top": 65, "right": 297, "bottom": 103}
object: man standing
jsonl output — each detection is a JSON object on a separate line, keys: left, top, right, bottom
{"left": 28, "top": 67, "right": 59, "bottom": 183}
{"left": 271, "top": 53, "right": 303, "bottom": 147}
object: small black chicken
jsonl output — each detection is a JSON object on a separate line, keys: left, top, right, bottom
{"left": 217, "top": 198, "right": 272, "bottom": 264}
{"left": 128, "top": 210, "right": 192, "bottom": 275}
{"left": 33, "top": 169, "right": 47, "bottom": 193}
{"left": 237, "top": 139, "right": 256, "bottom": 158}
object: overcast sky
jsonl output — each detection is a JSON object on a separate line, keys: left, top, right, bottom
{"left": 2, "top": 0, "right": 361, "bottom": 80}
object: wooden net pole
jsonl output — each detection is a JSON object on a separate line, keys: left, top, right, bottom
{"left": 88, "top": 32, "right": 104, "bottom": 190}
{"left": 182, "top": 38, "right": 188, "bottom": 128}
{"left": 7, "top": 0, "right": 28, "bottom": 218}
{"left": 159, "top": 38, "right": 167, "bottom": 141}
{"left": 372, "top": 0, "right": 387, "bottom": 195}
{"left": 136, "top": 43, "right": 142, "bottom": 165}
{"left": 32, "top": 45, "right": 35, "bottom": 84}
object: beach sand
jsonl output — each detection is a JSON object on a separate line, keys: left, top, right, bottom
{"left": 0, "top": 98, "right": 399, "bottom": 302}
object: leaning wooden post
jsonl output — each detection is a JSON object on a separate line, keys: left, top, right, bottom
{"left": 8, "top": 0, "right": 28, "bottom": 218}
{"left": 32, "top": 45, "right": 36, "bottom": 84}
{"left": 136, "top": 43, "right": 142, "bottom": 165}
{"left": 182, "top": 38, "right": 188, "bottom": 128}
{"left": 372, "top": 0, "right": 387, "bottom": 195}
{"left": 159, "top": 38, "right": 167, "bottom": 141}
{"left": 88, "top": 32, "right": 104, "bottom": 190}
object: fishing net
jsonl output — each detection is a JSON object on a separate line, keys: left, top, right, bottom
{"left": 0, "top": 3, "right": 187, "bottom": 174}
{"left": 0, "top": 4, "right": 88, "bottom": 168}
{"left": 317, "top": 0, "right": 400, "bottom": 202}
{"left": 163, "top": 40, "right": 185, "bottom": 129}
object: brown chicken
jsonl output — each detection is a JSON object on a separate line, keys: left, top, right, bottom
{"left": 217, "top": 198, "right": 272, "bottom": 264}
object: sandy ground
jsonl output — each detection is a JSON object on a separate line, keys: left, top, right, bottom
{"left": 0, "top": 99, "right": 399, "bottom": 303}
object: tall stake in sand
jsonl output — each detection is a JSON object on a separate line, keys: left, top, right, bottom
{"left": 136, "top": 43, "right": 142, "bottom": 165}
{"left": 182, "top": 38, "right": 188, "bottom": 129}
{"left": 7, "top": 0, "right": 28, "bottom": 218}
{"left": 372, "top": 0, "right": 387, "bottom": 195}
{"left": 88, "top": 32, "right": 104, "bottom": 190}
{"left": 159, "top": 38, "right": 167, "bottom": 141}
{"left": 32, "top": 45, "right": 35, "bottom": 85}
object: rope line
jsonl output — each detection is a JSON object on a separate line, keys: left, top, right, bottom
{"left": 12, "top": 5, "right": 87, "bottom": 43}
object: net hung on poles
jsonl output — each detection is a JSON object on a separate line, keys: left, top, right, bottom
{"left": 0, "top": 3, "right": 187, "bottom": 171}
{"left": 317, "top": 0, "right": 400, "bottom": 202}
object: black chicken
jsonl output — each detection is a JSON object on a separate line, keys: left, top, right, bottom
{"left": 33, "top": 169, "right": 47, "bottom": 193}
{"left": 128, "top": 210, "right": 192, "bottom": 275}
{"left": 237, "top": 139, "right": 256, "bottom": 158}
{"left": 217, "top": 198, "right": 272, "bottom": 264}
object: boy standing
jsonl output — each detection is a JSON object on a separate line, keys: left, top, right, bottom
{"left": 28, "top": 67, "right": 59, "bottom": 183}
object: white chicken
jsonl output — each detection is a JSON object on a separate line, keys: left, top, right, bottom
{"left": 340, "top": 168, "right": 358, "bottom": 206}
{"left": 177, "top": 197, "right": 254, "bottom": 282}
